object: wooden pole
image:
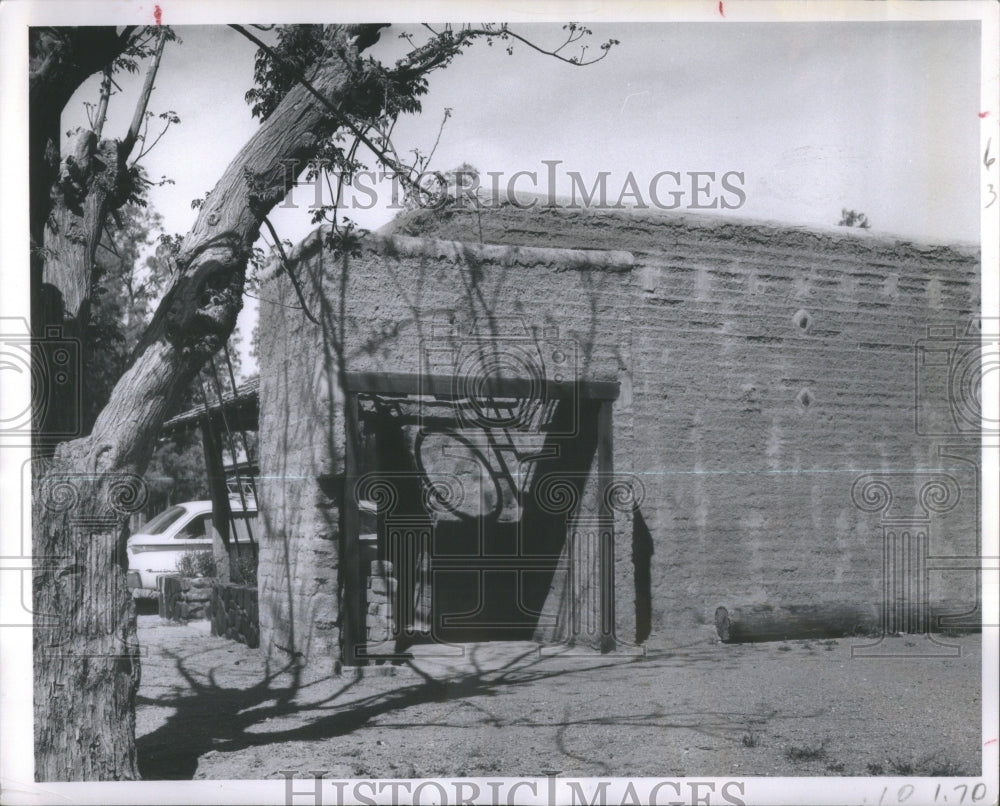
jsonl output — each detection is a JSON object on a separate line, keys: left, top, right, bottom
{"left": 201, "top": 418, "right": 232, "bottom": 548}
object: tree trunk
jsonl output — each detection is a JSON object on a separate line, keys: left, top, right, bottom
{"left": 29, "top": 28, "right": 131, "bottom": 452}
{"left": 29, "top": 27, "right": 128, "bottom": 269}
{"left": 43, "top": 134, "right": 128, "bottom": 324}
{"left": 32, "top": 466, "right": 144, "bottom": 781}
{"left": 32, "top": 25, "right": 387, "bottom": 780}
{"left": 714, "top": 604, "right": 880, "bottom": 644}
{"left": 28, "top": 32, "right": 140, "bottom": 779}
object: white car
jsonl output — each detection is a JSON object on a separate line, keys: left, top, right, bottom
{"left": 126, "top": 499, "right": 258, "bottom": 593}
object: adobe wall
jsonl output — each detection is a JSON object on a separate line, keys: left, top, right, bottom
{"left": 625, "top": 220, "right": 980, "bottom": 630}
{"left": 257, "top": 208, "right": 980, "bottom": 667}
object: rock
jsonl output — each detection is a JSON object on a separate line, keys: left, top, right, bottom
{"left": 190, "top": 577, "right": 214, "bottom": 589}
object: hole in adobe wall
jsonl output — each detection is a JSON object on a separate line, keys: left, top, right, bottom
{"left": 793, "top": 309, "right": 812, "bottom": 332}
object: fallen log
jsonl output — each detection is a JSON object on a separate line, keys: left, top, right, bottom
{"left": 714, "top": 604, "right": 880, "bottom": 643}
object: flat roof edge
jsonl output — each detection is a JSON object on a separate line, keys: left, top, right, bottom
{"left": 282, "top": 228, "right": 636, "bottom": 273}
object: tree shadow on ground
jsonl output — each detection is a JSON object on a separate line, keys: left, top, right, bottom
{"left": 136, "top": 640, "right": 821, "bottom": 780}
{"left": 137, "top": 645, "right": 616, "bottom": 779}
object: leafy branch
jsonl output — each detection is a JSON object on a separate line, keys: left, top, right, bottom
{"left": 131, "top": 110, "right": 181, "bottom": 165}
{"left": 422, "top": 22, "right": 620, "bottom": 66}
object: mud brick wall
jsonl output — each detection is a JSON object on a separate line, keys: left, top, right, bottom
{"left": 626, "top": 222, "right": 980, "bottom": 631}
{"left": 257, "top": 233, "right": 636, "bottom": 666}
{"left": 255, "top": 258, "right": 345, "bottom": 673}
{"left": 258, "top": 206, "right": 980, "bottom": 663}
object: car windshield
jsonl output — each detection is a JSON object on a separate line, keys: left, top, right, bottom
{"left": 139, "top": 506, "right": 187, "bottom": 535}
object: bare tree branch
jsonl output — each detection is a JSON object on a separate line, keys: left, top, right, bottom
{"left": 262, "top": 215, "right": 321, "bottom": 327}
{"left": 133, "top": 112, "right": 178, "bottom": 164}
{"left": 122, "top": 28, "right": 167, "bottom": 155}
{"left": 92, "top": 69, "right": 112, "bottom": 139}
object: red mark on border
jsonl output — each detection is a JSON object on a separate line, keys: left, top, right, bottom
{"left": 979, "top": 111, "right": 991, "bottom": 119}
{"left": 718, "top": 1, "right": 725, "bottom": 16}
{"left": 153, "top": 5, "right": 162, "bottom": 25}
{"left": 985, "top": 738, "right": 998, "bottom": 746}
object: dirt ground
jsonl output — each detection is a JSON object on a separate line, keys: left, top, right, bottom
{"left": 134, "top": 609, "right": 983, "bottom": 781}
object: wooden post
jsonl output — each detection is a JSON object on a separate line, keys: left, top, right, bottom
{"left": 200, "top": 418, "right": 231, "bottom": 547}
{"left": 597, "top": 399, "right": 615, "bottom": 653}
{"left": 342, "top": 391, "right": 366, "bottom": 665}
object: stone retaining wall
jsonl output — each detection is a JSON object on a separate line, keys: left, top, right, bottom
{"left": 158, "top": 575, "right": 213, "bottom": 621}
{"left": 210, "top": 582, "right": 260, "bottom": 648}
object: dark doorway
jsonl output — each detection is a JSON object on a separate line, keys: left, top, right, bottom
{"left": 341, "top": 373, "right": 618, "bottom": 663}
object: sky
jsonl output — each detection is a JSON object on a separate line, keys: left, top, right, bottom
{"left": 60, "top": 19, "right": 983, "bottom": 377}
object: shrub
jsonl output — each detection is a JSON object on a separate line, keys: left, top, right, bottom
{"left": 785, "top": 743, "right": 826, "bottom": 761}
{"left": 176, "top": 550, "right": 217, "bottom": 579}
{"left": 232, "top": 553, "right": 258, "bottom": 587}
{"left": 888, "top": 758, "right": 915, "bottom": 775}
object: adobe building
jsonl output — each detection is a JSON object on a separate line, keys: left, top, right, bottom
{"left": 255, "top": 203, "right": 981, "bottom": 672}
